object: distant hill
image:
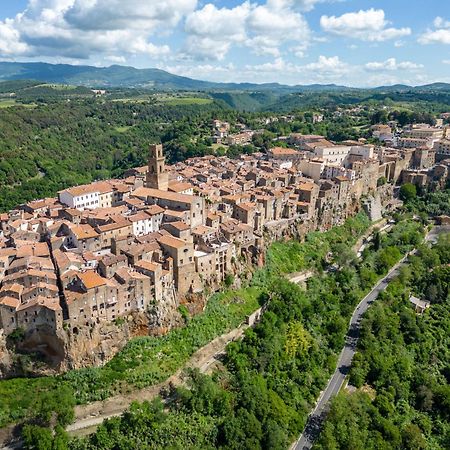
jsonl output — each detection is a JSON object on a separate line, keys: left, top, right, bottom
{"left": 1, "top": 61, "right": 449, "bottom": 94}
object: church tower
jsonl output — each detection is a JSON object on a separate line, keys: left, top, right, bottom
{"left": 145, "top": 144, "right": 169, "bottom": 191}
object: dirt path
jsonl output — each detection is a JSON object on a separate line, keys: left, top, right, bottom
{"left": 67, "top": 321, "right": 251, "bottom": 435}
{"left": 353, "top": 218, "right": 388, "bottom": 254}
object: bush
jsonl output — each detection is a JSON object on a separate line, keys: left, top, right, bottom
{"left": 400, "top": 183, "right": 417, "bottom": 202}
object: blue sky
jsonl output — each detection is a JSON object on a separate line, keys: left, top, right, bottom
{"left": 0, "top": 0, "right": 449, "bottom": 86}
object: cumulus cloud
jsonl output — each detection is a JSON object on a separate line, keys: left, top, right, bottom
{"left": 320, "top": 8, "right": 411, "bottom": 41}
{"left": 365, "top": 58, "right": 424, "bottom": 71}
{"left": 434, "top": 17, "right": 450, "bottom": 28}
{"left": 305, "top": 55, "right": 349, "bottom": 75}
{"left": 184, "top": 2, "right": 251, "bottom": 60}
{"left": 0, "top": 18, "right": 30, "bottom": 56}
{"left": 0, "top": 0, "right": 194, "bottom": 60}
{"left": 247, "top": 2, "right": 310, "bottom": 56}
{"left": 183, "top": 0, "right": 312, "bottom": 60}
{"left": 419, "top": 17, "right": 450, "bottom": 45}
{"left": 242, "top": 55, "right": 350, "bottom": 84}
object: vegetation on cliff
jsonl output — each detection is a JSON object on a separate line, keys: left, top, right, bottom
{"left": 0, "top": 287, "right": 262, "bottom": 427}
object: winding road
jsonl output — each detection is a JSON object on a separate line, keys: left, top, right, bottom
{"left": 293, "top": 225, "right": 449, "bottom": 450}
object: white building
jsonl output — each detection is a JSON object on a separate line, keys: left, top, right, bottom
{"left": 127, "top": 207, "right": 163, "bottom": 237}
{"left": 314, "top": 146, "right": 351, "bottom": 165}
{"left": 58, "top": 181, "right": 114, "bottom": 210}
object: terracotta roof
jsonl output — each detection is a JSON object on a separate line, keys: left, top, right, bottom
{"left": 0, "top": 296, "right": 20, "bottom": 308}
{"left": 165, "top": 221, "right": 190, "bottom": 231}
{"left": 135, "top": 260, "right": 159, "bottom": 272}
{"left": 61, "top": 181, "right": 113, "bottom": 197}
{"left": 22, "top": 283, "right": 59, "bottom": 296}
{"left": 145, "top": 205, "right": 165, "bottom": 216}
{"left": 192, "top": 225, "right": 216, "bottom": 235}
{"left": 158, "top": 234, "right": 188, "bottom": 249}
{"left": 163, "top": 209, "right": 186, "bottom": 218}
{"left": 270, "top": 147, "right": 299, "bottom": 156}
{"left": 97, "top": 219, "right": 131, "bottom": 233}
{"left": 168, "top": 181, "right": 193, "bottom": 193}
{"left": 132, "top": 187, "right": 198, "bottom": 205}
{"left": 1, "top": 283, "right": 24, "bottom": 294}
{"left": 72, "top": 224, "right": 99, "bottom": 240}
{"left": 17, "top": 296, "right": 61, "bottom": 312}
{"left": 127, "top": 211, "right": 151, "bottom": 222}
{"left": 0, "top": 248, "right": 17, "bottom": 258}
{"left": 298, "top": 182, "right": 316, "bottom": 191}
{"left": 77, "top": 271, "right": 107, "bottom": 289}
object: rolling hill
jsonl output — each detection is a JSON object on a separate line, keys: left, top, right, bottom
{"left": 1, "top": 61, "right": 449, "bottom": 93}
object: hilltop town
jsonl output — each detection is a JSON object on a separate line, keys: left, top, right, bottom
{"left": 0, "top": 118, "right": 449, "bottom": 370}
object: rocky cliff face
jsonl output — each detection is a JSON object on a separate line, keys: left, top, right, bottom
{"left": 0, "top": 301, "right": 184, "bottom": 376}
{"left": 0, "top": 332, "right": 13, "bottom": 378}
{"left": 1, "top": 190, "right": 396, "bottom": 376}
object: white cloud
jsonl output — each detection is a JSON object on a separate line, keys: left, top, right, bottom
{"left": 365, "top": 58, "right": 424, "bottom": 71}
{"left": 160, "top": 62, "right": 233, "bottom": 79}
{"left": 443, "top": 59, "right": 450, "bottom": 65}
{"left": 183, "top": 1, "right": 312, "bottom": 60}
{"left": 0, "top": 18, "right": 30, "bottom": 56}
{"left": 241, "top": 55, "right": 350, "bottom": 85}
{"left": 0, "top": 0, "right": 194, "bottom": 60}
{"left": 320, "top": 8, "right": 411, "bottom": 42}
{"left": 247, "top": 2, "right": 310, "bottom": 56}
{"left": 419, "top": 30, "right": 450, "bottom": 45}
{"left": 419, "top": 16, "right": 450, "bottom": 45}
{"left": 305, "top": 55, "right": 349, "bottom": 74}
{"left": 105, "top": 55, "right": 126, "bottom": 64}
{"left": 267, "top": 0, "right": 331, "bottom": 12}
{"left": 184, "top": 2, "right": 251, "bottom": 60}
{"left": 65, "top": 0, "right": 197, "bottom": 31}
{"left": 434, "top": 17, "right": 450, "bottom": 29}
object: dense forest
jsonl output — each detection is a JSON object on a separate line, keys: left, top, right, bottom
{"left": 0, "top": 99, "right": 236, "bottom": 211}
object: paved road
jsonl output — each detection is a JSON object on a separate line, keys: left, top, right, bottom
{"left": 294, "top": 258, "right": 407, "bottom": 450}
{"left": 294, "top": 225, "right": 449, "bottom": 450}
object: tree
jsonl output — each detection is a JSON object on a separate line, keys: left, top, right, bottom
{"left": 402, "top": 424, "right": 427, "bottom": 449}
{"left": 22, "top": 425, "right": 54, "bottom": 450}
{"left": 224, "top": 273, "right": 234, "bottom": 288}
{"left": 400, "top": 183, "right": 417, "bottom": 202}
{"left": 284, "top": 321, "right": 311, "bottom": 359}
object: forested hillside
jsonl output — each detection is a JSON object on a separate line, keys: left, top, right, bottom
{"left": 315, "top": 234, "right": 450, "bottom": 450}
{"left": 0, "top": 100, "right": 232, "bottom": 211}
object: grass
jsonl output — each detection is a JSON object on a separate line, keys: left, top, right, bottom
{"left": 159, "top": 97, "right": 213, "bottom": 106}
{"left": 114, "top": 125, "right": 132, "bottom": 133}
{"left": 0, "top": 99, "right": 37, "bottom": 109}
{"left": 265, "top": 212, "right": 371, "bottom": 276}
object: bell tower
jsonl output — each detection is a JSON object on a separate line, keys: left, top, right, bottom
{"left": 145, "top": 144, "right": 169, "bottom": 191}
